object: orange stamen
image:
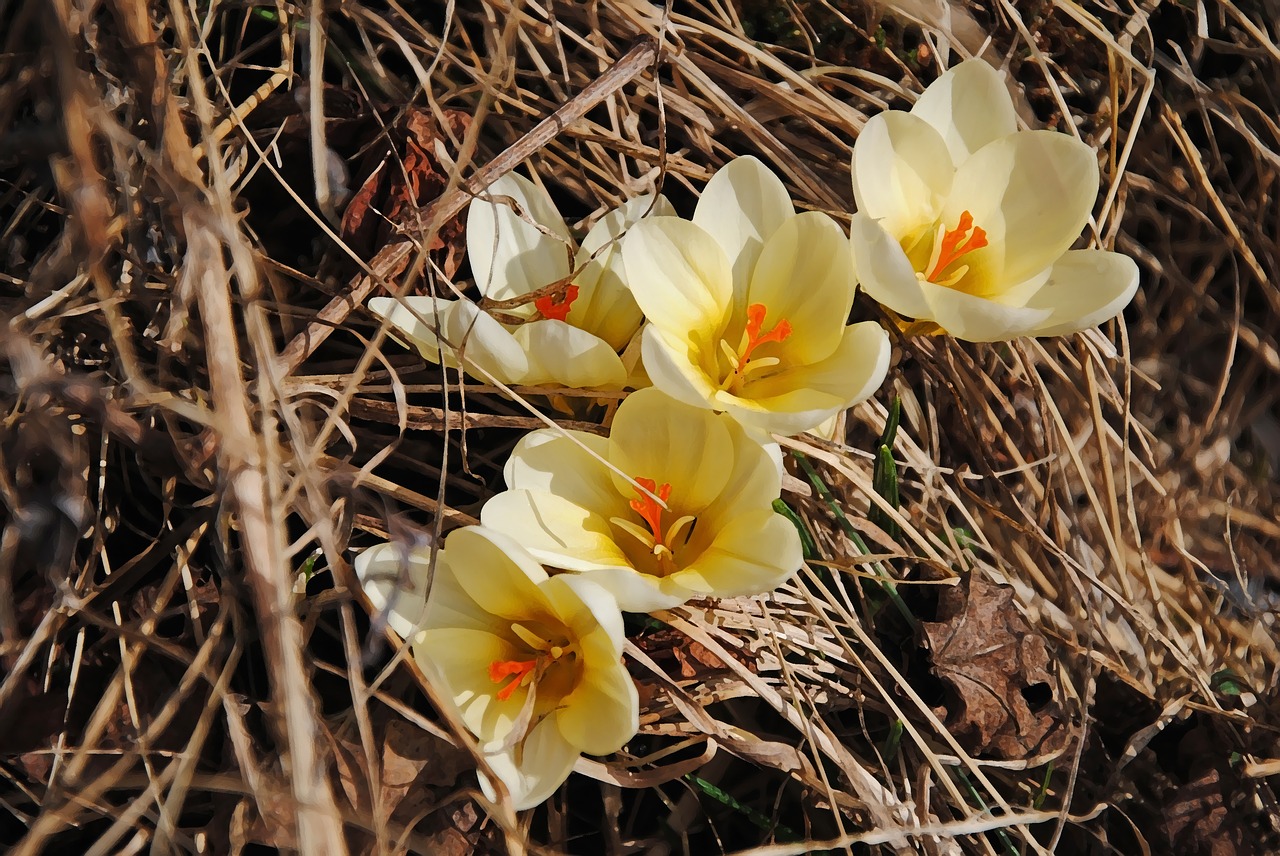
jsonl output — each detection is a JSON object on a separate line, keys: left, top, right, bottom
{"left": 534, "top": 284, "right": 579, "bottom": 321}
{"left": 926, "top": 210, "right": 988, "bottom": 282}
{"left": 629, "top": 478, "right": 673, "bottom": 546}
{"left": 740, "top": 303, "right": 792, "bottom": 365}
{"left": 488, "top": 658, "right": 537, "bottom": 701}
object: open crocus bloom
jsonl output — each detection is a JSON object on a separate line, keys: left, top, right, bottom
{"left": 479, "top": 387, "right": 802, "bottom": 612}
{"left": 621, "top": 157, "right": 890, "bottom": 437}
{"left": 353, "top": 526, "right": 638, "bottom": 810}
{"left": 848, "top": 59, "right": 1140, "bottom": 342}
{"left": 368, "top": 172, "right": 673, "bottom": 388}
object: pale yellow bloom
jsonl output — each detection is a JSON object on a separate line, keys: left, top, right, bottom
{"left": 849, "top": 59, "right": 1139, "bottom": 342}
{"left": 354, "top": 526, "right": 638, "bottom": 810}
{"left": 369, "top": 173, "right": 672, "bottom": 388}
{"left": 480, "top": 387, "right": 802, "bottom": 612}
{"left": 621, "top": 157, "right": 890, "bottom": 437}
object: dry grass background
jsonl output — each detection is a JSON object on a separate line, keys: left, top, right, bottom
{"left": 1, "top": 0, "right": 1279, "bottom": 852}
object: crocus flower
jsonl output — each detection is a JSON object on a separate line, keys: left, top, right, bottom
{"left": 369, "top": 172, "right": 673, "bottom": 388}
{"left": 479, "top": 387, "right": 802, "bottom": 612}
{"left": 354, "top": 526, "right": 639, "bottom": 810}
{"left": 620, "top": 157, "right": 891, "bottom": 437}
{"left": 848, "top": 59, "right": 1139, "bottom": 342}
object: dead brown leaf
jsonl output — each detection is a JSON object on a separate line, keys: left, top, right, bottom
{"left": 341, "top": 108, "right": 471, "bottom": 279}
{"left": 919, "top": 574, "right": 1067, "bottom": 759}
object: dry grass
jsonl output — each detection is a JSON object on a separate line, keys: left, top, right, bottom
{"left": 1, "top": 0, "right": 1278, "bottom": 852}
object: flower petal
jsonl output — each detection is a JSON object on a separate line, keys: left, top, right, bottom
{"left": 512, "top": 321, "right": 628, "bottom": 388}
{"left": 419, "top": 626, "right": 527, "bottom": 744}
{"left": 573, "top": 194, "right": 676, "bottom": 350}
{"left": 574, "top": 567, "right": 684, "bottom": 613}
{"left": 639, "top": 326, "right": 723, "bottom": 411}
{"left": 502, "top": 430, "right": 625, "bottom": 516}
{"left": 849, "top": 214, "right": 933, "bottom": 320}
{"left": 946, "top": 130, "right": 1100, "bottom": 287}
{"left": 468, "top": 173, "right": 573, "bottom": 303}
{"left": 725, "top": 320, "right": 891, "bottom": 436}
{"left": 746, "top": 212, "right": 856, "bottom": 363}
{"left": 1024, "top": 250, "right": 1140, "bottom": 336}
{"left": 851, "top": 111, "right": 954, "bottom": 239}
{"left": 918, "top": 278, "right": 1054, "bottom": 341}
{"left": 910, "top": 59, "right": 1019, "bottom": 163}
{"left": 479, "top": 716, "right": 579, "bottom": 811}
{"left": 438, "top": 527, "right": 551, "bottom": 623}
{"left": 692, "top": 156, "right": 794, "bottom": 290}
{"left": 672, "top": 511, "right": 801, "bottom": 600}
{"left": 480, "top": 489, "right": 632, "bottom": 572}
{"left": 622, "top": 218, "right": 732, "bottom": 341}
{"left": 352, "top": 542, "right": 430, "bottom": 639}
{"left": 368, "top": 296, "right": 531, "bottom": 384}
{"left": 606, "top": 388, "right": 735, "bottom": 512}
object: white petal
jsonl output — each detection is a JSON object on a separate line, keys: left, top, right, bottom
{"left": 352, "top": 542, "right": 430, "bottom": 639}
{"left": 849, "top": 214, "right": 933, "bottom": 320}
{"left": 512, "top": 321, "right": 628, "bottom": 388}
{"left": 479, "top": 716, "right": 579, "bottom": 811}
{"left": 574, "top": 567, "right": 685, "bottom": 613}
{"left": 480, "top": 489, "right": 631, "bottom": 572}
{"left": 369, "top": 296, "right": 532, "bottom": 384}
{"left": 726, "top": 321, "right": 891, "bottom": 436}
{"left": 851, "top": 111, "right": 954, "bottom": 238}
{"left": 910, "top": 59, "right": 1018, "bottom": 163}
{"left": 692, "top": 156, "right": 794, "bottom": 290}
{"left": 639, "top": 326, "right": 722, "bottom": 411}
{"left": 622, "top": 218, "right": 732, "bottom": 341}
{"left": 918, "top": 278, "right": 1054, "bottom": 341}
{"left": 1025, "top": 250, "right": 1140, "bottom": 336}
{"left": 746, "top": 212, "right": 855, "bottom": 364}
{"left": 946, "top": 130, "right": 1100, "bottom": 287}
{"left": 468, "top": 173, "right": 573, "bottom": 303}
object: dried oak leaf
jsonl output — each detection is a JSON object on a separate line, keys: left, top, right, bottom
{"left": 919, "top": 575, "right": 1066, "bottom": 759}
{"left": 341, "top": 107, "right": 471, "bottom": 279}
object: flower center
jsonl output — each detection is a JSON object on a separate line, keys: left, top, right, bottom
{"left": 920, "top": 210, "right": 988, "bottom": 288}
{"left": 487, "top": 622, "right": 576, "bottom": 702}
{"left": 534, "top": 284, "right": 579, "bottom": 321}
{"left": 608, "top": 477, "right": 698, "bottom": 577}
{"left": 717, "top": 303, "right": 792, "bottom": 393}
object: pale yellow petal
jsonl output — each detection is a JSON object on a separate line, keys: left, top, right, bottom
{"left": 622, "top": 218, "right": 732, "bottom": 340}
{"left": 571, "top": 195, "right": 674, "bottom": 350}
{"left": 946, "top": 130, "right": 1099, "bottom": 286}
{"left": 502, "top": 430, "right": 626, "bottom": 517}
{"left": 512, "top": 321, "right": 628, "bottom": 388}
{"left": 639, "top": 326, "right": 723, "bottom": 411}
{"left": 440, "top": 527, "right": 552, "bottom": 622}
{"left": 692, "top": 156, "right": 794, "bottom": 290}
{"left": 1025, "top": 250, "right": 1140, "bottom": 336}
{"left": 910, "top": 59, "right": 1018, "bottom": 163}
{"left": 851, "top": 111, "right": 954, "bottom": 238}
{"left": 479, "top": 717, "right": 579, "bottom": 811}
{"left": 667, "top": 511, "right": 800, "bottom": 600}
{"left": 480, "top": 489, "right": 632, "bottom": 572}
{"left": 607, "top": 388, "right": 734, "bottom": 512}
{"left": 746, "top": 212, "right": 855, "bottom": 363}
{"left": 467, "top": 172, "right": 573, "bottom": 303}
{"left": 725, "top": 321, "right": 891, "bottom": 436}
{"left": 918, "top": 278, "right": 1054, "bottom": 341}
{"left": 849, "top": 214, "right": 933, "bottom": 320}
{"left": 418, "top": 626, "right": 526, "bottom": 744}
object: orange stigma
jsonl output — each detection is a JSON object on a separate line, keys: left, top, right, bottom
{"left": 534, "top": 284, "right": 579, "bottom": 321}
{"left": 926, "top": 210, "right": 988, "bottom": 282}
{"left": 488, "top": 658, "right": 537, "bottom": 701}
{"left": 629, "top": 478, "right": 672, "bottom": 546}
{"left": 740, "top": 303, "right": 792, "bottom": 365}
